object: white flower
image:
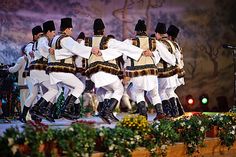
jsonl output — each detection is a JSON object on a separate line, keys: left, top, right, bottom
{"left": 11, "top": 145, "right": 19, "bottom": 155}
{"left": 200, "top": 127, "right": 205, "bottom": 132}
{"left": 131, "top": 141, "right": 135, "bottom": 144}
{"left": 187, "top": 125, "right": 191, "bottom": 129}
{"left": 198, "top": 120, "right": 202, "bottom": 125}
{"left": 219, "top": 117, "right": 223, "bottom": 121}
{"left": 230, "top": 130, "right": 235, "bottom": 135}
{"left": 161, "top": 145, "right": 167, "bottom": 150}
{"left": 154, "top": 122, "right": 160, "bottom": 129}
{"left": 8, "top": 138, "right": 14, "bottom": 146}
{"left": 109, "top": 144, "right": 115, "bottom": 151}
{"left": 99, "top": 132, "right": 104, "bottom": 137}
{"left": 69, "top": 127, "right": 74, "bottom": 131}
{"left": 180, "top": 122, "right": 185, "bottom": 127}
{"left": 134, "top": 135, "right": 141, "bottom": 140}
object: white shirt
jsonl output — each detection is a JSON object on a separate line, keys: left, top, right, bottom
{"left": 9, "top": 56, "right": 27, "bottom": 86}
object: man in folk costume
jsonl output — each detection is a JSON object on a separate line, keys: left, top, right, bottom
{"left": 155, "top": 22, "right": 180, "bottom": 117}
{"left": 8, "top": 45, "right": 28, "bottom": 112}
{"left": 47, "top": 17, "right": 97, "bottom": 120}
{"left": 29, "top": 20, "right": 58, "bottom": 122}
{"left": 18, "top": 26, "right": 43, "bottom": 123}
{"left": 74, "top": 32, "right": 94, "bottom": 118}
{"left": 167, "top": 24, "right": 185, "bottom": 116}
{"left": 124, "top": 20, "right": 171, "bottom": 120}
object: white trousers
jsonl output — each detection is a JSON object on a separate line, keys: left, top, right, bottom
{"left": 49, "top": 72, "right": 85, "bottom": 99}
{"left": 19, "top": 88, "right": 29, "bottom": 111}
{"left": 101, "top": 79, "right": 124, "bottom": 101}
{"left": 25, "top": 77, "right": 39, "bottom": 107}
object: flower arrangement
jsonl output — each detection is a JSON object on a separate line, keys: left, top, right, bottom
{"left": 97, "top": 115, "right": 151, "bottom": 157}
{"left": 211, "top": 113, "right": 236, "bottom": 149}
{"left": 151, "top": 119, "right": 180, "bottom": 156}
{"left": 97, "top": 127, "right": 139, "bottom": 157}
{"left": 117, "top": 114, "right": 151, "bottom": 135}
{"left": 173, "top": 114, "right": 211, "bottom": 155}
{"left": 0, "top": 113, "right": 236, "bottom": 157}
{"left": 55, "top": 122, "right": 97, "bottom": 157}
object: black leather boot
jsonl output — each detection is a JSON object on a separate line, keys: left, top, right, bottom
{"left": 61, "top": 95, "right": 77, "bottom": 120}
{"left": 162, "top": 100, "right": 172, "bottom": 117}
{"left": 131, "top": 102, "right": 139, "bottom": 114}
{"left": 169, "top": 97, "right": 179, "bottom": 117}
{"left": 137, "top": 101, "right": 147, "bottom": 119}
{"left": 43, "top": 102, "right": 55, "bottom": 122}
{"left": 107, "top": 98, "right": 119, "bottom": 122}
{"left": 176, "top": 98, "right": 185, "bottom": 116}
{"left": 99, "top": 100, "right": 111, "bottom": 124}
{"left": 19, "top": 106, "right": 30, "bottom": 123}
{"left": 73, "top": 103, "right": 81, "bottom": 119}
{"left": 30, "top": 98, "right": 48, "bottom": 119}
{"left": 153, "top": 103, "right": 166, "bottom": 121}
{"left": 97, "top": 102, "right": 104, "bottom": 113}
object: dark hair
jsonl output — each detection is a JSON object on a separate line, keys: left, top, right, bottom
{"left": 107, "top": 34, "right": 115, "bottom": 39}
{"left": 136, "top": 31, "right": 147, "bottom": 36}
{"left": 94, "top": 29, "right": 104, "bottom": 35}
{"left": 60, "top": 27, "right": 67, "bottom": 32}
{"left": 150, "top": 34, "right": 155, "bottom": 37}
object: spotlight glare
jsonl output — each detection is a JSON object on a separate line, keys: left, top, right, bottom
{"left": 186, "top": 95, "right": 194, "bottom": 105}
{"left": 199, "top": 94, "right": 209, "bottom": 105}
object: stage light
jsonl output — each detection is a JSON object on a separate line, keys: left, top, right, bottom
{"left": 186, "top": 95, "right": 194, "bottom": 105}
{"left": 199, "top": 94, "right": 209, "bottom": 105}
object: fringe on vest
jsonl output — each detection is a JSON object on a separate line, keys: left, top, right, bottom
{"left": 125, "top": 64, "right": 158, "bottom": 77}
{"left": 85, "top": 61, "right": 120, "bottom": 77}
{"left": 46, "top": 62, "right": 77, "bottom": 74}
{"left": 158, "top": 66, "right": 178, "bottom": 78}
{"left": 176, "top": 68, "right": 185, "bottom": 78}
{"left": 29, "top": 57, "right": 48, "bottom": 71}
{"left": 76, "top": 67, "right": 86, "bottom": 75}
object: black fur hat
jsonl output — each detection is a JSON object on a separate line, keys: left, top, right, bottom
{"left": 167, "top": 25, "right": 179, "bottom": 38}
{"left": 43, "top": 20, "right": 55, "bottom": 33}
{"left": 93, "top": 18, "right": 105, "bottom": 31}
{"left": 32, "top": 25, "right": 43, "bottom": 35}
{"left": 155, "top": 22, "right": 166, "bottom": 34}
{"left": 135, "top": 20, "right": 146, "bottom": 32}
{"left": 60, "top": 17, "right": 73, "bottom": 29}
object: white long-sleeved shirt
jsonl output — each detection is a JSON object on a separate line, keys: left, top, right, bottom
{"left": 9, "top": 56, "right": 27, "bottom": 86}
{"left": 154, "top": 40, "right": 176, "bottom": 66}
{"left": 53, "top": 35, "right": 92, "bottom": 60}
{"left": 24, "top": 42, "right": 34, "bottom": 64}
{"left": 37, "top": 36, "right": 51, "bottom": 59}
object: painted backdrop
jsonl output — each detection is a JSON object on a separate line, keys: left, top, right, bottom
{"left": 0, "top": 0, "right": 235, "bottom": 111}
